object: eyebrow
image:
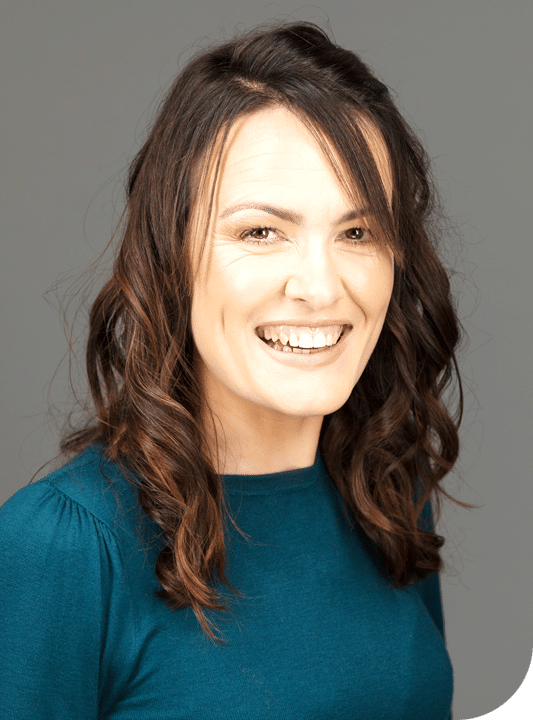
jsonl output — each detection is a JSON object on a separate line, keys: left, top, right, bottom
{"left": 218, "top": 202, "right": 368, "bottom": 226}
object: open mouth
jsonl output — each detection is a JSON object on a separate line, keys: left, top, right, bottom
{"left": 257, "top": 325, "right": 348, "bottom": 354}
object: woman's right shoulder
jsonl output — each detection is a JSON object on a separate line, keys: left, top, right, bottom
{"left": 0, "top": 444, "right": 145, "bottom": 550}
{"left": 0, "top": 445, "right": 146, "bottom": 718}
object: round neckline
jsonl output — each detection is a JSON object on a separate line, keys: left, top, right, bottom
{"left": 221, "top": 445, "right": 326, "bottom": 495}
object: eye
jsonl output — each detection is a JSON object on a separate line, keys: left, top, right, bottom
{"left": 342, "top": 226, "right": 371, "bottom": 243}
{"left": 240, "top": 227, "right": 278, "bottom": 245}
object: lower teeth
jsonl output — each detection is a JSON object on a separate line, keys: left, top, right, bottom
{"left": 264, "top": 339, "right": 333, "bottom": 354}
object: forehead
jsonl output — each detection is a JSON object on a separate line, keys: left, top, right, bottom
{"left": 217, "top": 109, "right": 336, "bottom": 205}
{"left": 214, "top": 106, "right": 392, "bottom": 205}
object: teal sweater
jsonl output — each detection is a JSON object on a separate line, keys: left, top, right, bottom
{"left": 0, "top": 444, "right": 453, "bottom": 719}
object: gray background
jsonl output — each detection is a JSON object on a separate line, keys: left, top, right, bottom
{"left": 1, "top": 1, "right": 531, "bottom": 718}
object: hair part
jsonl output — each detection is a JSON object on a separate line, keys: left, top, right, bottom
{"left": 55, "top": 20, "right": 478, "bottom": 644}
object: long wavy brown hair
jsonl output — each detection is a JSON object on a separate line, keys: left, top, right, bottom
{"left": 57, "top": 21, "right": 476, "bottom": 644}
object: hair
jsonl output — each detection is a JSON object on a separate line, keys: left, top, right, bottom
{"left": 57, "top": 21, "right": 476, "bottom": 644}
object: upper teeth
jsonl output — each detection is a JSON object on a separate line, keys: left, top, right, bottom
{"left": 256, "top": 325, "right": 345, "bottom": 349}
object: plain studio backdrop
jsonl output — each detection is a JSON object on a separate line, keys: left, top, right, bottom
{"left": 1, "top": 1, "right": 531, "bottom": 718}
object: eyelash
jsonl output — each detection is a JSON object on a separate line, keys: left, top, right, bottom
{"left": 239, "top": 226, "right": 372, "bottom": 246}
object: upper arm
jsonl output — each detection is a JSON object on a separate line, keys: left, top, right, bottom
{"left": 0, "top": 482, "right": 126, "bottom": 719}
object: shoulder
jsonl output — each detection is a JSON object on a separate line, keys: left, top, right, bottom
{"left": 0, "top": 447, "right": 145, "bottom": 717}
{"left": 0, "top": 444, "right": 156, "bottom": 554}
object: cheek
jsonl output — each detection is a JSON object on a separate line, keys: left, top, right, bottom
{"left": 216, "top": 254, "right": 281, "bottom": 310}
{"left": 191, "top": 257, "right": 272, "bottom": 341}
{"left": 368, "top": 280, "right": 394, "bottom": 318}
{"left": 350, "top": 259, "right": 395, "bottom": 318}
{"left": 190, "top": 276, "right": 220, "bottom": 347}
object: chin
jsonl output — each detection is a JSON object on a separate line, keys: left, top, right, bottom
{"left": 265, "top": 394, "right": 349, "bottom": 418}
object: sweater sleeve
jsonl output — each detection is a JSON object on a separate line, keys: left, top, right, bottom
{"left": 0, "top": 480, "right": 133, "bottom": 720}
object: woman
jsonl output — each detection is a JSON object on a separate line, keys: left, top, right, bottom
{"left": 0, "top": 21, "right": 474, "bottom": 719}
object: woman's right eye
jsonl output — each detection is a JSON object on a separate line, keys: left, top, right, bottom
{"left": 240, "top": 227, "right": 278, "bottom": 245}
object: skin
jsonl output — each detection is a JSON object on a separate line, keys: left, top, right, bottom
{"left": 189, "top": 106, "right": 395, "bottom": 475}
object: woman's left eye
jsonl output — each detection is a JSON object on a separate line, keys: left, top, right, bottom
{"left": 342, "top": 227, "right": 371, "bottom": 243}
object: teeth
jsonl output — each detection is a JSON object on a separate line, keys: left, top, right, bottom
{"left": 257, "top": 324, "right": 345, "bottom": 349}
{"left": 263, "top": 327, "right": 280, "bottom": 342}
{"left": 313, "top": 333, "right": 326, "bottom": 348}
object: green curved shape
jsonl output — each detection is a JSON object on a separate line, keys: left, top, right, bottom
{"left": 471, "top": 660, "right": 533, "bottom": 720}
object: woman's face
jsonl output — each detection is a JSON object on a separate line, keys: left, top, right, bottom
{"left": 190, "top": 106, "right": 395, "bottom": 431}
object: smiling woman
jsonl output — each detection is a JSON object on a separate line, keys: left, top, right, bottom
{"left": 0, "top": 20, "right": 476, "bottom": 720}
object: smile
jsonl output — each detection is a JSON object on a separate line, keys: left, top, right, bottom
{"left": 256, "top": 324, "right": 346, "bottom": 351}
{"left": 257, "top": 325, "right": 347, "bottom": 353}
{"left": 255, "top": 324, "right": 351, "bottom": 366}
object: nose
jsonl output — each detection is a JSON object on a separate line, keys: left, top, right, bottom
{"left": 284, "top": 238, "right": 344, "bottom": 309}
